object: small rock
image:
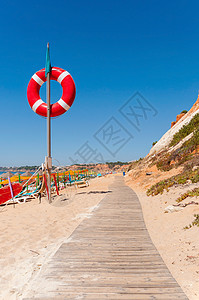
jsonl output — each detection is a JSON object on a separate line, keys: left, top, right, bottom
{"left": 164, "top": 205, "right": 183, "bottom": 213}
{"left": 192, "top": 166, "right": 199, "bottom": 171}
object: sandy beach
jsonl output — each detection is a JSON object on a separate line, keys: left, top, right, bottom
{"left": 0, "top": 173, "right": 198, "bottom": 299}
{"left": 0, "top": 176, "right": 114, "bottom": 300}
{"left": 125, "top": 171, "right": 199, "bottom": 300}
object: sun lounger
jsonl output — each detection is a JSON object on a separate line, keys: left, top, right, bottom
{"left": 14, "top": 182, "right": 43, "bottom": 203}
{"left": 74, "top": 180, "right": 89, "bottom": 188}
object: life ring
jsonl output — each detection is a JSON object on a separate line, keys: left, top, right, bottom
{"left": 27, "top": 67, "right": 76, "bottom": 117}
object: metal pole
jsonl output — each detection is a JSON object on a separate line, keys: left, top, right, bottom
{"left": 46, "top": 43, "right": 52, "bottom": 203}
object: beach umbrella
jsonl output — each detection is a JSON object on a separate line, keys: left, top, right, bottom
{"left": 69, "top": 173, "right": 71, "bottom": 182}
{"left": 1, "top": 171, "right": 14, "bottom": 179}
{"left": 21, "top": 171, "right": 32, "bottom": 177}
{"left": 15, "top": 172, "right": 21, "bottom": 183}
{"left": 36, "top": 173, "right": 40, "bottom": 187}
{"left": 56, "top": 172, "right": 59, "bottom": 188}
{"left": 63, "top": 172, "right": 66, "bottom": 185}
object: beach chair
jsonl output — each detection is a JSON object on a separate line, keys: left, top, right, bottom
{"left": 14, "top": 181, "right": 43, "bottom": 203}
{"left": 74, "top": 179, "right": 89, "bottom": 188}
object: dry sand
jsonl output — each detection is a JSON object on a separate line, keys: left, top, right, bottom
{"left": 0, "top": 176, "right": 114, "bottom": 300}
{"left": 1, "top": 172, "right": 198, "bottom": 300}
{"left": 125, "top": 173, "right": 199, "bottom": 300}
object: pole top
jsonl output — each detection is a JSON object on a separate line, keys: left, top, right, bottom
{"left": 47, "top": 42, "right": 49, "bottom": 48}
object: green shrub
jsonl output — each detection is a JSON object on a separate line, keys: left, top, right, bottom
{"left": 192, "top": 214, "right": 199, "bottom": 227}
{"left": 152, "top": 141, "right": 157, "bottom": 146}
{"left": 170, "top": 113, "right": 199, "bottom": 147}
{"left": 181, "top": 110, "right": 188, "bottom": 114}
{"left": 147, "top": 167, "right": 199, "bottom": 196}
{"left": 176, "top": 188, "right": 199, "bottom": 203}
{"left": 156, "top": 129, "right": 199, "bottom": 171}
{"left": 184, "top": 214, "right": 199, "bottom": 229}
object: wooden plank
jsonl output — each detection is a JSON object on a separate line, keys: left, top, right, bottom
{"left": 24, "top": 294, "right": 187, "bottom": 300}
{"left": 24, "top": 176, "right": 188, "bottom": 299}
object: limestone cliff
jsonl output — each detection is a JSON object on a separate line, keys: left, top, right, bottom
{"left": 149, "top": 93, "right": 199, "bottom": 156}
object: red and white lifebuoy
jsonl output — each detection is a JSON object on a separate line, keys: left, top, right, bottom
{"left": 27, "top": 67, "right": 76, "bottom": 117}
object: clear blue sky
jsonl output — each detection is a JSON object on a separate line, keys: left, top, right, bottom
{"left": 1, "top": 0, "right": 199, "bottom": 166}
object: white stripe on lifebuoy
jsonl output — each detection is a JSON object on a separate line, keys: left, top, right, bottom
{"left": 32, "top": 99, "right": 44, "bottom": 112}
{"left": 58, "top": 98, "right": 70, "bottom": 111}
{"left": 32, "top": 74, "right": 44, "bottom": 86}
{"left": 57, "top": 71, "right": 70, "bottom": 84}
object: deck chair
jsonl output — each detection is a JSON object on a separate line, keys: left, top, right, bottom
{"left": 74, "top": 179, "right": 89, "bottom": 188}
{"left": 14, "top": 181, "right": 43, "bottom": 203}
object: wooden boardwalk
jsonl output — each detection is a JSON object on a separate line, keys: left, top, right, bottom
{"left": 24, "top": 177, "right": 188, "bottom": 299}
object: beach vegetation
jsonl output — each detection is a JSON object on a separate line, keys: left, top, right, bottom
{"left": 155, "top": 128, "right": 199, "bottom": 171}
{"left": 16, "top": 165, "right": 40, "bottom": 171}
{"left": 127, "top": 157, "right": 144, "bottom": 171}
{"left": 106, "top": 161, "right": 130, "bottom": 167}
{"left": 152, "top": 141, "right": 157, "bottom": 146}
{"left": 192, "top": 214, "right": 199, "bottom": 226}
{"left": 176, "top": 188, "right": 199, "bottom": 203}
{"left": 147, "top": 167, "right": 199, "bottom": 196}
{"left": 170, "top": 113, "right": 199, "bottom": 147}
{"left": 184, "top": 214, "right": 199, "bottom": 229}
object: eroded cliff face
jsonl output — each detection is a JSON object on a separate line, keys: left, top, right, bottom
{"left": 171, "top": 113, "right": 186, "bottom": 128}
{"left": 149, "top": 93, "right": 199, "bottom": 156}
